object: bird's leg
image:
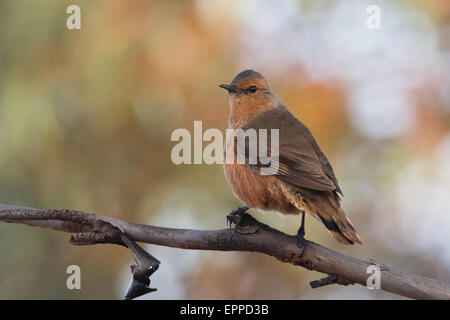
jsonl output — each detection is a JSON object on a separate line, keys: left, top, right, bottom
{"left": 296, "top": 210, "right": 306, "bottom": 239}
{"left": 226, "top": 206, "right": 249, "bottom": 236}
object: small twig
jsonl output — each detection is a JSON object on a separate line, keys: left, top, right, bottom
{"left": 70, "top": 231, "right": 122, "bottom": 245}
{"left": 310, "top": 274, "right": 355, "bottom": 288}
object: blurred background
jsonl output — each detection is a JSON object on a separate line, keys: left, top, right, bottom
{"left": 0, "top": 0, "right": 449, "bottom": 299}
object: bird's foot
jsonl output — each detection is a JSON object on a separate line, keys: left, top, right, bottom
{"left": 226, "top": 206, "right": 249, "bottom": 238}
{"left": 226, "top": 206, "right": 249, "bottom": 227}
{"left": 296, "top": 226, "right": 305, "bottom": 239}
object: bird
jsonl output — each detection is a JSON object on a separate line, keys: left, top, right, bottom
{"left": 219, "top": 69, "right": 362, "bottom": 244}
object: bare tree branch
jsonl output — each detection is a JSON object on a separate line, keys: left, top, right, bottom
{"left": 1, "top": 204, "right": 449, "bottom": 300}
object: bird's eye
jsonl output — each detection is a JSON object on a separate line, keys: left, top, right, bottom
{"left": 249, "top": 86, "right": 257, "bottom": 93}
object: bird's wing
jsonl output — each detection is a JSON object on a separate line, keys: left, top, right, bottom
{"left": 239, "top": 106, "right": 341, "bottom": 194}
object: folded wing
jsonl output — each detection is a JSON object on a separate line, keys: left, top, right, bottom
{"left": 239, "top": 105, "right": 342, "bottom": 194}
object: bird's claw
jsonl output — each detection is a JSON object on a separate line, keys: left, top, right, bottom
{"left": 227, "top": 206, "right": 248, "bottom": 227}
{"left": 226, "top": 206, "right": 249, "bottom": 238}
{"left": 296, "top": 225, "right": 305, "bottom": 239}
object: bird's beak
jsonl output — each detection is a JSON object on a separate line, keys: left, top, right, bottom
{"left": 219, "top": 84, "right": 240, "bottom": 93}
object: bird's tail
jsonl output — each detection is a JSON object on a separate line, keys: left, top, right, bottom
{"left": 288, "top": 188, "right": 362, "bottom": 245}
{"left": 317, "top": 204, "right": 362, "bottom": 245}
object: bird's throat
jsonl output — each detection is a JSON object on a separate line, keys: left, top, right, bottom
{"left": 227, "top": 96, "right": 277, "bottom": 129}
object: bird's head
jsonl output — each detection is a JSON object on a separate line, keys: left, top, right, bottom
{"left": 220, "top": 70, "right": 279, "bottom": 127}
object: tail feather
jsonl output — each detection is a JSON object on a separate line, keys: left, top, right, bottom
{"left": 284, "top": 186, "right": 362, "bottom": 245}
{"left": 316, "top": 206, "right": 362, "bottom": 245}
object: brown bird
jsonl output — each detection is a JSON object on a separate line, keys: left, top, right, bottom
{"left": 220, "top": 70, "right": 362, "bottom": 244}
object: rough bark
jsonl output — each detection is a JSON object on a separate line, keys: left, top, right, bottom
{"left": 1, "top": 204, "right": 449, "bottom": 300}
